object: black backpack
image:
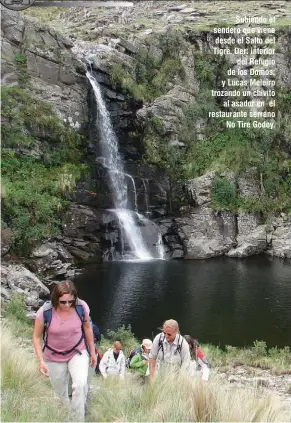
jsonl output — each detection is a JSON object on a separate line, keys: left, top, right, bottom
{"left": 126, "top": 346, "right": 142, "bottom": 368}
{"left": 92, "top": 323, "right": 100, "bottom": 344}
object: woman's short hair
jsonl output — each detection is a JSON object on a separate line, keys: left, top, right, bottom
{"left": 163, "top": 319, "right": 179, "bottom": 332}
{"left": 51, "top": 280, "right": 78, "bottom": 308}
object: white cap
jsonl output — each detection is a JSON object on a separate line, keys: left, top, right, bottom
{"left": 142, "top": 339, "right": 152, "bottom": 349}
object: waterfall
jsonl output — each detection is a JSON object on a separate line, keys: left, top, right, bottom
{"left": 136, "top": 213, "right": 166, "bottom": 260}
{"left": 87, "top": 70, "right": 152, "bottom": 260}
{"left": 124, "top": 173, "right": 138, "bottom": 212}
{"left": 157, "top": 233, "right": 165, "bottom": 260}
{"left": 142, "top": 178, "right": 150, "bottom": 215}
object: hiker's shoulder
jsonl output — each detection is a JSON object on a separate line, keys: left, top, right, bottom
{"left": 35, "top": 301, "right": 50, "bottom": 320}
{"left": 77, "top": 298, "right": 90, "bottom": 314}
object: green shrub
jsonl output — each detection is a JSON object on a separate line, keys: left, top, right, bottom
{"left": 2, "top": 293, "right": 28, "bottom": 324}
{"left": 1, "top": 87, "right": 84, "bottom": 163}
{"left": 14, "top": 53, "right": 30, "bottom": 87}
{"left": 1, "top": 87, "right": 88, "bottom": 253}
{"left": 105, "top": 325, "right": 139, "bottom": 356}
{"left": 2, "top": 152, "right": 86, "bottom": 252}
{"left": 211, "top": 177, "right": 237, "bottom": 211}
{"left": 252, "top": 340, "right": 268, "bottom": 357}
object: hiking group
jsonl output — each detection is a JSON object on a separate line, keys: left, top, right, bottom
{"left": 33, "top": 280, "right": 210, "bottom": 421}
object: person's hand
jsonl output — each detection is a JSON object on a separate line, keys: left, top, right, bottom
{"left": 39, "top": 361, "right": 49, "bottom": 376}
{"left": 90, "top": 352, "right": 97, "bottom": 368}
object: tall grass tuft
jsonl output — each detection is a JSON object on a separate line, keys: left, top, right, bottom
{"left": 87, "top": 372, "right": 291, "bottom": 422}
{"left": 1, "top": 323, "right": 70, "bottom": 422}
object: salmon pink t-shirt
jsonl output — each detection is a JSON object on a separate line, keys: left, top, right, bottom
{"left": 36, "top": 300, "right": 90, "bottom": 362}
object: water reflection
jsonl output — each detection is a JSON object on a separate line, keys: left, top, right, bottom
{"left": 74, "top": 256, "right": 291, "bottom": 347}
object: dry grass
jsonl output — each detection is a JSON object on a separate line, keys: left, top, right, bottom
{"left": 87, "top": 371, "right": 291, "bottom": 422}
{"left": 1, "top": 322, "right": 70, "bottom": 422}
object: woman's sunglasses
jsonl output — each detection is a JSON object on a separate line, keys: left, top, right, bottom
{"left": 59, "top": 300, "right": 75, "bottom": 305}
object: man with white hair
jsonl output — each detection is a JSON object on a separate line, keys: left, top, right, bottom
{"left": 149, "top": 319, "right": 190, "bottom": 383}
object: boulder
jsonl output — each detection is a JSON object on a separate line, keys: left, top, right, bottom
{"left": 227, "top": 225, "right": 268, "bottom": 257}
{"left": 185, "top": 171, "right": 216, "bottom": 206}
{"left": 28, "top": 242, "right": 75, "bottom": 278}
{"left": 266, "top": 221, "right": 291, "bottom": 259}
{"left": 1, "top": 263, "right": 49, "bottom": 309}
{"left": 176, "top": 207, "right": 236, "bottom": 259}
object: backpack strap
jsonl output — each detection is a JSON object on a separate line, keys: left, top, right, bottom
{"left": 42, "top": 298, "right": 88, "bottom": 356}
{"left": 157, "top": 333, "right": 165, "bottom": 359}
{"left": 42, "top": 301, "right": 53, "bottom": 346}
{"left": 75, "top": 298, "right": 92, "bottom": 356}
{"left": 175, "top": 335, "right": 184, "bottom": 355}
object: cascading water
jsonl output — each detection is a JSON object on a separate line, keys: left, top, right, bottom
{"left": 157, "top": 233, "right": 165, "bottom": 260}
{"left": 142, "top": 178, "right": 150, "bottom": 215}
{"left": 124, "top": 173, "right": 138, "bottom": 212}
{"left": 86, "top": 70, "right": 152, "bottom": 260}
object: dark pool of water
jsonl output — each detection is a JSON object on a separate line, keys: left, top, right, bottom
{"left": 74, "top": 255, "right": 291, "bottom": 348}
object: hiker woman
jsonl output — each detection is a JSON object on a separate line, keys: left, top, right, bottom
{"left": 129, "top": 338, "right": 153, "bottom": 377}
{"left": 33, "top": 280, "right": 97, "bottom": 421}
{"left": 184, "top": 335, "right": 210, "bottom": 382}
{"left": 149, "top": 319, "right": 190, "bottom": 383}
{"left": 99, "top": 341, "right": 125, "bottom": 379}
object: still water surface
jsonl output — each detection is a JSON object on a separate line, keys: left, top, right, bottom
{"left": 74, "top": 256, "right": 291, "bottom": 348}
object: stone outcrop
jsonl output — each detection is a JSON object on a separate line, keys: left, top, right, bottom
{"left": 175, "top": 208, "right": 236, "bottom": 259}
{"left": 27, "top": 241, "right": 76, "bottom": 282}
{"left": 137, "top": 85, "right": 196, "bottom": 144}
{"left": 226, "top": 222, "right": 268, "bottom": 258}
{"left": 61, "top": 204, "right": 103, "bottom": 261}
{"left": 1, "top": 263, "right": 49, "bottom": 309}
{"left": 1, "top": 3, "right": 290, "bottom": 264}
{"left": 266, "top": 218, "right": 291, "bottom": 259}
{"left": 1, "top": 7, "right": 88, "bottom": 129}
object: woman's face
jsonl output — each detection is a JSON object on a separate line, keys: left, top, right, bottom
{"left": 58, "top": 293, "right": 75, "bottom": 310}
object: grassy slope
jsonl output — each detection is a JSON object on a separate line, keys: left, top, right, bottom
{"left": 1, "top": 295, "right": 291, "bottom": 422}
{"left": 22, "top": 1, "right": 291, "bottom": 40}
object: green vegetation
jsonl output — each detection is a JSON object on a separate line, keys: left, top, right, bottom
{"left": 2, "top": 293, "right": 33, "bottom": 339}
{"left": 142, "top": 43, "right": 291, "bottom": 216}
{"left": 205, "top": 341, "right": 291, "bottom": 375}
{"left": 211, "top": 177, "right": 237, "bottom": 211}
{"left": 1, "top": 87, "right": 88, "bottom": 253}
{"left": 88, "top": 371, "right": 290, "bottom": 422}
{"left": 110, "top": 29, "right": 186, "bottom": 102}
{"left": 2, "top": 296, "right": 291, "bottom": 422}
{"left": 14, "top": 53, "right": 30, "bottom": 87}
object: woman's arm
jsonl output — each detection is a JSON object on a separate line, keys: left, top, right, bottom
{"left": 82, "top": 319, "right": 97, "bottom": 367}
{"left": 32, "top": 319, "right": 49, "bottom": 376}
